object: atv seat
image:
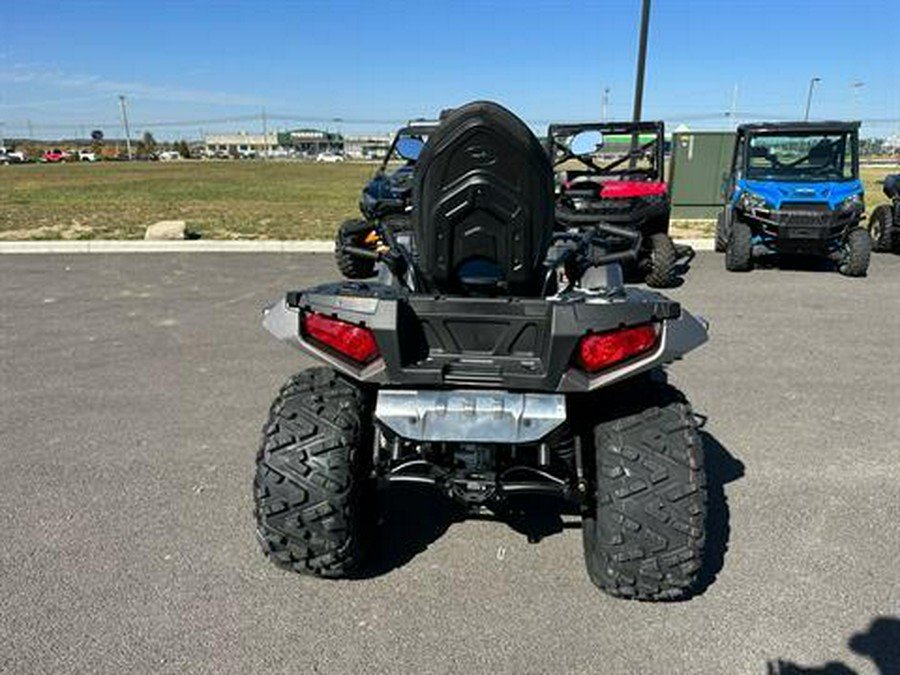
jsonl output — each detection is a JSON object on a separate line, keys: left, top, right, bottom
{"left": 412, "top": 101, "right": 555, "bottom": 296}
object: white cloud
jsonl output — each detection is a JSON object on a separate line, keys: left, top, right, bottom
{"left": 0, "top": 62, "right": 263, "bottom": 107}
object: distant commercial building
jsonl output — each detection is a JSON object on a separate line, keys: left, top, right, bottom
{"left": 343, "top": 134, "right": 391, "bottom": 160}
{"left": 277, "top": 129, "right": 343, "bottom": 156}
{"left": 203, "top": 129, "right": 395, "bottom": 160}
{"left": 205, "top": 132, "right": 279, "bottom": 156}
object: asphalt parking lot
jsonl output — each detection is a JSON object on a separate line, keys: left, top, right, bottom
{"left": 2, "top": 251, "right": 899, "bottom": 674}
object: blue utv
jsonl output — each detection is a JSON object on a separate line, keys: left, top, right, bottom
{"left": 716, "top": 122, "right": 871, "bottom": 276}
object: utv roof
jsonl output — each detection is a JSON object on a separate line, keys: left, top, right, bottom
{"left": 548, "top": 120, "right": 664, "bottom": 137}
{"left": 400, "top": 119, "right": 439, "bottom": 135}
{"left": 737, "top": 121, "right": 860, "bottom": 134}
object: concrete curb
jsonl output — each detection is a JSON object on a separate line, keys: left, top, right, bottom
{"left": 0, "top": 238, "right": 715, "bottom": 254}
{"left": 0, "top": 240, "right": 336, "bottom": 254}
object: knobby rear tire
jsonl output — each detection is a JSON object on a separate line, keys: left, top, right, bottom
{"left": 254, "top": 368, "right": 376, "bottom": 577}
{"left": 582, "top": 383, "right": 707, "bottom": 601}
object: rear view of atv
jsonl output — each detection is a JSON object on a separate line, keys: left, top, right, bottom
{"left": 257, "top": 101, "right": 711, "bottom": 600}
{"left": 869, "top": 174, "right": 900, "bottom": 253}
{"left": 547, "top": 121, "right": 692, "bottom": 287}
{"left": 334, "top": 121, "right": 437, "bottom": 278}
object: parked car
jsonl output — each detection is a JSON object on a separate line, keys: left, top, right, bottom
{"left": 157, "top": 150, "right": 182, "bottom": 161}
{"left": 316, "top": 151, "right": 345, "bottom": 163}
{"left": 264, "top": 147, "right": 291, "bottom": 159}
{"left": 0, "top": 147, "right": 26, "bottom": 164}
{"left": 77, "top": 150, "right": 98, "bottom": 162}
{"left": 41, "top": 149, "right": 68, "bottom": 163}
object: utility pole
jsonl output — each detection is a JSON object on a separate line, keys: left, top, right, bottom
{"left": 262, "top": 107, "right": 268, "bottom": 160}
{"left": 602, "top": 87, "right": 610, "bottom": 122}
{"left": 630, "top": 0, "right": 651, "bottom": 167}
{"left": 729, "top": 83, "right": 739, "bottom": 129}
{"left": 804, "top": 77, "right": 821, "bottom": 122}
{"left": 118, "top": 94, "right": 133, "bottom": 160}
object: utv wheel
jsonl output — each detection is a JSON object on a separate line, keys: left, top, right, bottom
{"left": 254, "top": 368, "right": 376, "bottom": 577}
{"left": 869, "top": 205, "right": 894, "bottom": 253}
{"left": 644, "top": 233, "right": 677, "bottom": 288}
{"left": 838, "top": 227, "right": 872, "bottom": 277}
{"left": 714, "top": 210, "right": 728, "bottom": 253}
{"left": 582, "top": 382, "right": 706, "bottom": 601}
{"left": 334, "top": 219, "right": 377, "bottom": 279}
{"left": 725, "top": 220, "right": 752, "bottom": 272}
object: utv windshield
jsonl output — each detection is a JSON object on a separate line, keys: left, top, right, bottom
{"left": 551, "top": 129, "right": 663, "bottom": 179}
{"left": 745, "top": 132, "right": 857, "bottom": 182}
{"left": 380, "top": 129, "right": 431, "bottom": 172}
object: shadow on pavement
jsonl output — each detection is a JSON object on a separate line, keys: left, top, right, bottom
{"left": 361, "top": 483, "right": 462, "bottom": 578}
{"left": 755, "top": 254, "right": 836, "bottom": 273}
{"left": 692, "top": 430, "right": 745, "bottom": 597}
{"left": 360, "top": 428, "right": 746, "bottom": 595}
{"left": 767, "top": 616, "right": 900, "bottom": 675}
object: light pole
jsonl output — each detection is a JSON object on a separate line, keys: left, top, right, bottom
{"left": 851, "top": 81, "right": 864, "bottom": 123}
{"left": 602, "top": 87, "right": 610, "bottom": 122}
{"left": 804, "top": 77, "right": 821, "bottom": 121}
{"left": 630, "top": 0, "right": 652, "bottom": 167}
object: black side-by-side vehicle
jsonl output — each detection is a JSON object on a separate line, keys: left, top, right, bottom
{"left": 257, "top": 101, "right": 710, "bottom": 600}
{"left": 334, "top": 121, "right": 438, "bottom": 278}
{"left": 869, "top": 174, "right": 900, "bottom": 253}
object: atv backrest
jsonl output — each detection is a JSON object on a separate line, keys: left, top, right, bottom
{"left": 412, "top": 101, "right": 554, "bottom": 296}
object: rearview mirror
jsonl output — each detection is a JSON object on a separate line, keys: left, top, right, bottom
{"left": 570, "top": 130, "right": 604, "bottom": 156}
{"left": 395, "top": 136, "right": 424, "bottom": 161}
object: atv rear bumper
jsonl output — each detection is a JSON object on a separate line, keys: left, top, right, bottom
{"left": 263, "top": 282, "right": 708, "bottom": 394}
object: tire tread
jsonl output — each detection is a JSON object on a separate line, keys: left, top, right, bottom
{"left": 254, "top": 368, "right": 374, "bottom": 577}
{"left": 582, "top": 383, "right": 707, "bottom": 601}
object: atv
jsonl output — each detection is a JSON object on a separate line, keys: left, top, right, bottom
{"left": 256, "top": 101, "right": 711, "bottom": 601}
{"left": 868, "top": 174, "right": 900, "bottom": 253}
{"left": 334, "top": 120, "right": 438, "bottom": 279}
{"left": 717, "top": 121, "right": 871, "bottom": 276}
{"left": 546, "top": 121, "right": 692, "bottom": 288}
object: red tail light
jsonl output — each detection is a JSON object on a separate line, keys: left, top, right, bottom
{"left": 301, "top": 312, "right": 380, "bottom": 364}
{"left": 576, "top": 323, "right": 660, "bottom": 373}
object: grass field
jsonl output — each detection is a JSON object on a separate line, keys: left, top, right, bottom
{"left": 0, "top": 161, "right": 373, "bottom": 240}
{"left": 1, "top": 161, "right": 896, "bottom": 240}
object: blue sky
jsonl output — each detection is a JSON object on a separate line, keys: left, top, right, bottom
{"left": 1, "top": 0, "right": 898, "bottom": 140}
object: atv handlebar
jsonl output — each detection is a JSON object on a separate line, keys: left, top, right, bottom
{"left": 543, "top": 224, "right": 642, "bottom": 295}
{"left": 340, "top": 245, "right": 381, "bottom": 261}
